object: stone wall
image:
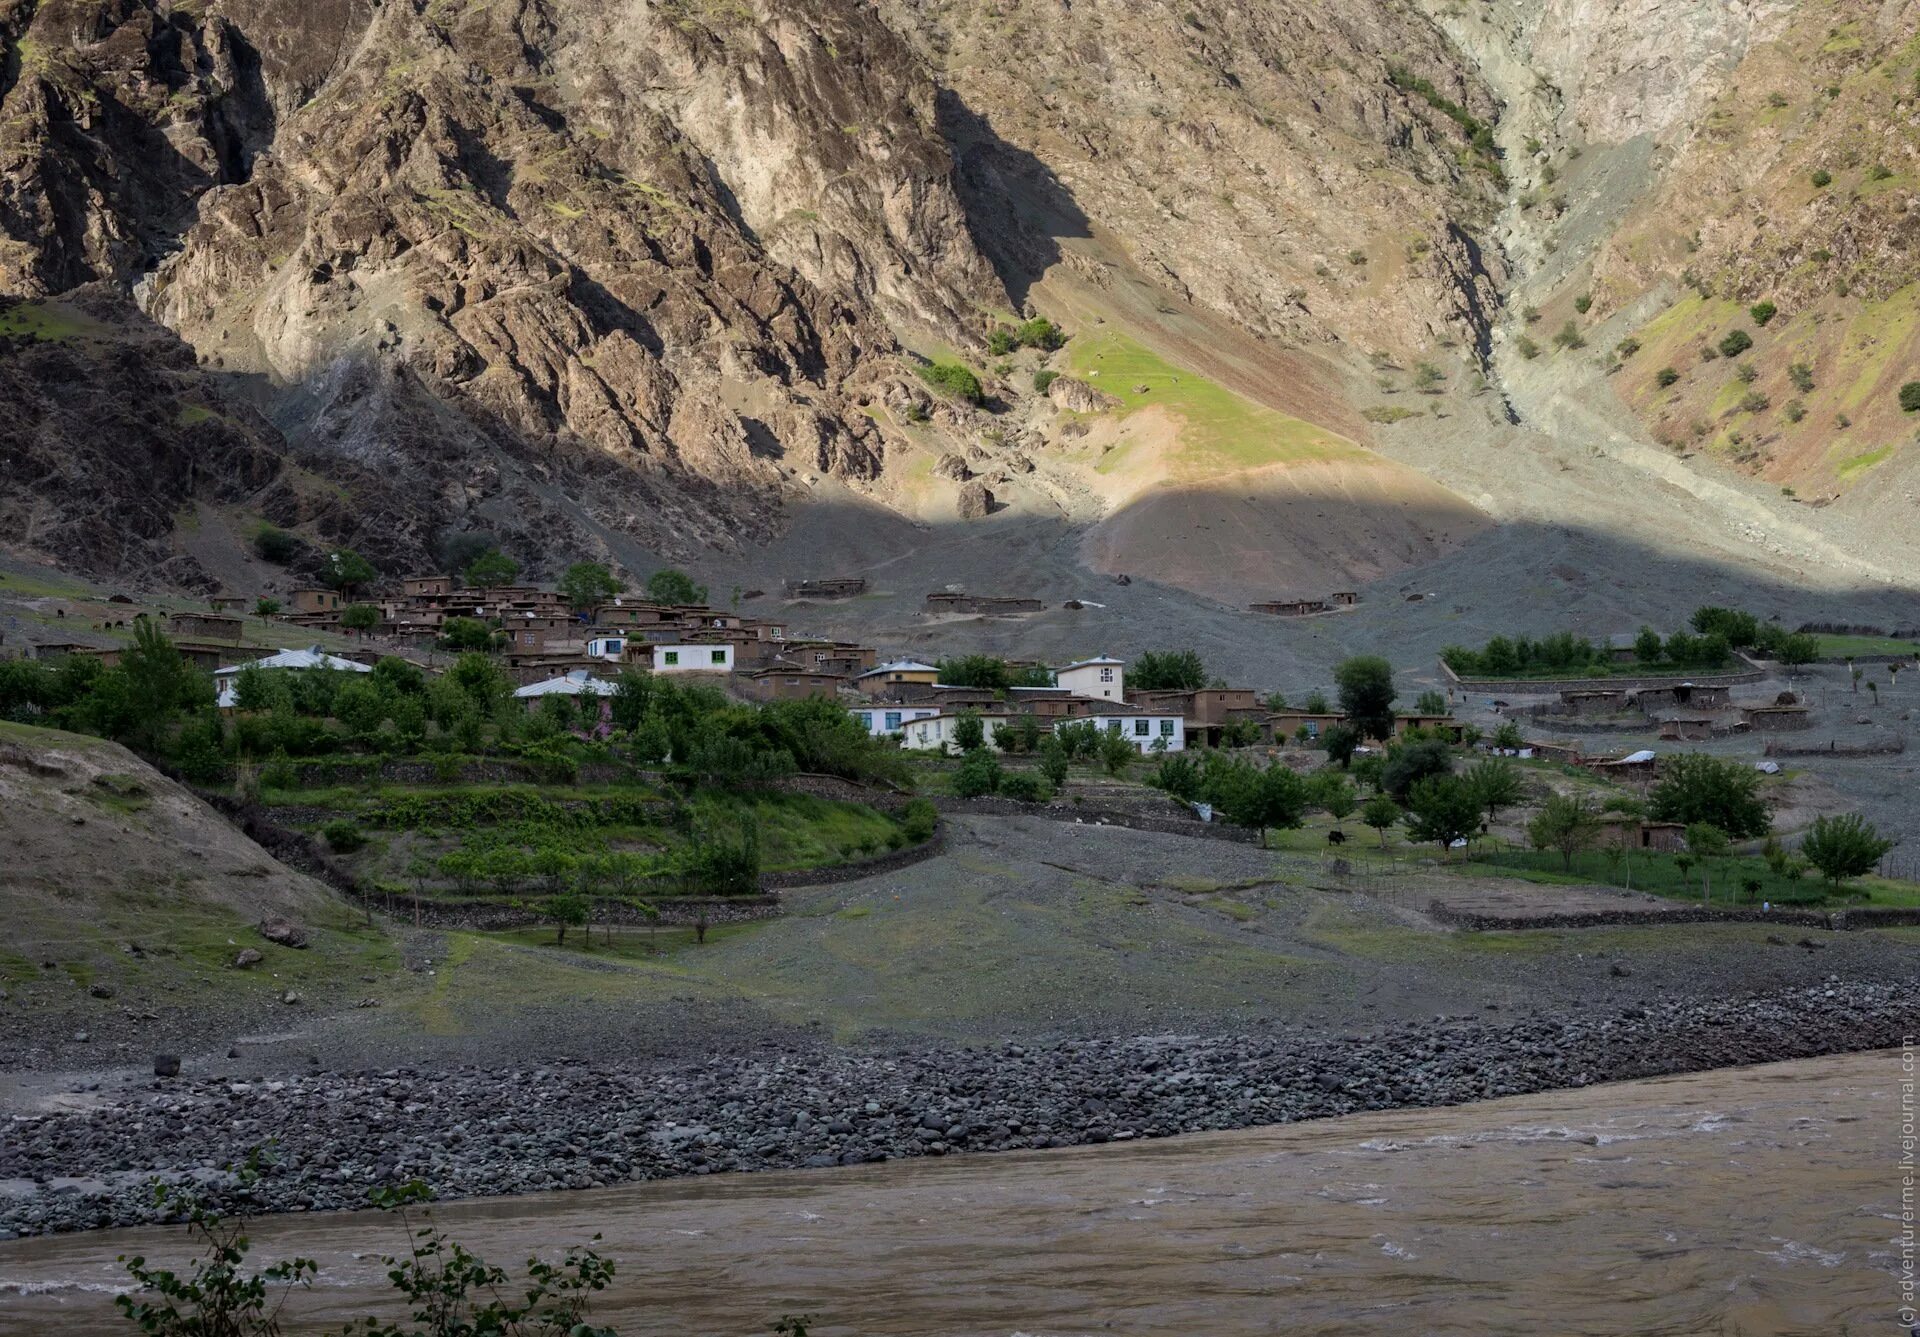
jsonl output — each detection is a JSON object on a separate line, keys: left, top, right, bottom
{"left": 1441, "top": 658, "right": 1765, "bottom": 695}
{"left": 1427, "top": 899, "right": 1920, "bottom": 932}
{"left": 932, "top": 796, "right": 1261, "bottom": 844}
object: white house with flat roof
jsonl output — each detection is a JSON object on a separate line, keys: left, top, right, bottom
{"left": 649, "top": 643, "right": 734, "bottom": 674}
{"left": 513, "top": 668, "right": 618, "bottom": 707}
{"left": 214, "top": 645, "right": 371, "bottom": 709}
{"left": 848, "top": 704, "right": 941, "bottom": 737}
{"left": 899, "top": 711, "right": 1017, "bottom": 753}
{"left": 1055, "top": 655, "right": 1124, "bottom": 701}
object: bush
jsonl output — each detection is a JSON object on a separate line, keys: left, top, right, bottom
{"left": 253, "top": 525, "right": 299, "bottom": 564}
{"left": 1800, "top": 813, "right": 1893, "bottom": 887}
{"left": 900, "top": 798, "right": 938, "bottom": 843}
{"left": 1900, "top": 382, "right": 1920, "bottom": 413}
{"left": 1381, "top": 739, "right": 1453, "bottom": 800}
{"left": 1515, "top": 335, "right": 1540, "bottom": 360}
{"left": 1655, "top": 366, "right": 1680, "bottom": 388}
{"left": 917, "top": 361, "right": 984, "bottom": 405}
{"left": 1016, "top": 317, "right": 1066, "bottom": 351}
{"left": 1552, "top": 320, "right": 1585, "bottom": 350}
{"left": 1146, "top": 752, "right": 1202, "bottom": 800}
{"left": 321, "top": 818, "right": 367, "bottom": 853}
{"left": 953, "top": 751, "right": 1002, "bottom": 798}
{"left": 1573, "top": 294, "right": 1592, "bottom": 314}
{"left": 1718, "top": 329, "right": 1753, "bottom": 358}
{"left": 1810, "top": 169, "right": 1832, "bottom": 188}
{"left": 997, "top": 772, "right": 1052, "bottom": 803}
{"left": 1033, "top": 369, "right": 1058, "bottom": 394}
{"left": 1739, "top": 390, "right": 1770, "bottom": 414}
{"left": 1748, "top": 300, "right": 1777, "bottom": 326}
{"left": 1788, "top": 362, "right": 1815, "bottom": 393}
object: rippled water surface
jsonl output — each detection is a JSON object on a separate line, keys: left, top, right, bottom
{"left": 0, "top": 1051, "right": 1905, "bottom": 1335}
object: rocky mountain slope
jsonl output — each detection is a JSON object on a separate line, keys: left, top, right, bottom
{"left": 1, "top": 0, "right": 1915, "bottom": 605}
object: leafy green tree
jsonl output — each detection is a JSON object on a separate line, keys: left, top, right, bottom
{"left": 1016, "top": 316, "right": 1066, "bottom": 350}
{"left": 447, "top": 652, "right": 513, "bottom": 713}
{"left": 1321, "top": 723, "right": 1360, "bottom": 769}
{"left": 952, "top": 710, "right": 987, "bottom": 753}
{"left": 1037, "top": 738, "right": 1070, "bottom": 790}
{"left": 1312, "top": 770, "right": 1358, "bottom": 820}
{"left": 1130, "top": 649, "right": 1208, "bottom": 691}
{"left": 439, "top": 616, "right": 494, "bottom": 652}
{"left": 936, "top": 655, "right": 1013, "bottom": 690}
{"left": 1775, "top": 633, "right": 1820, "bottom": 668}
{"left": 1147, "top": 752, "right": 1202, "bottom": 800}
{"left": 1381, "top": 738, "right": 1453, "bottom": 800}
{"left": 1361, "top": 792, "right": 1401, "bottom": 848}
{"left": 1690, "top": 606, "right": 1759, "bottom": 647}
{"left": 321, "top": 548, "right": 378, "bottom": 595}
{"left": 1684, "top": 823, "right": 1730, "bottom": 902}
{"left": 645, "top": 568, "right": 707, "bottom": 606}
{"left": 1098, "top": 727, "right": 1137, "bottom": 777}
{"left": 1634, "top": 625, "right": 1664, "bottom": 663}
{"left": 254, "top": 597, "right": 281, "bottom": 617}
{"left": 1414, "top": 689, "right": 1448, "bottom": 715}
{"left": 1464, "top": 758, "right": 1525, "bottom": 826}
{"left": 1219, "top": 762, "right": 1309, "bottom": 846}
{"left": 546, "top": 891, "right": 590, "bottom": 947}
{"left": 1649, "top": 753, "right": 1770, "bottom": 838}
{"left": 462, "top": 548, "right": 520, "bottom": 589}
{"left": 1718, "top": 329, "right": 1753, "bottom": 358}
{"left": 917, "top": 361, "right": 985, "bottom": 404}
{"left": 1799, "top": 813, "right": 1894, "bottom": 888}
{"left": 341, "top": 604, "right": 380, "bottom": 634}
{"left": 559, "top": 562, "right": 623, "bottom": 612}
{"left": 1335, "top": 655, "right": 1396, "bottom": 741}
{"left": 1406, "top": 775, "right": 1481, "bottom": 857}
{"left": 1528, "top": 792, "right": 1600, "bottom": 870}
{"left": 954, "top": 750, "right": 1002, "bottom": 797}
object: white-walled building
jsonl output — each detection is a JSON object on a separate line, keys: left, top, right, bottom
{"left": 513, "top": 668, "right": 618, "bottom": 710}
{"left": 214, "top": 644, "right": 371, "bottom": 709}
{"left": 900, "top": 711, "right": 1017, "bottom": 753}
{"left": 648, "top": 643, "right": 734, "bottom": 674}
{"left": 585, "top": 636, "right": 627, "bottom": 661}
{"left": 1088, "top": 709, "right": 1184, "bottom": 753}
{"left": 849, "top": 704, "right": 941, "bottom": 737}
{"left": 1056, "top": 655, "right": 1124, "bottom": 701}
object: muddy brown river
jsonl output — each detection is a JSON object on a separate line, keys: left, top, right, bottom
{"left": 0, "top": 1051, "right": 1909, "bottom": 1335}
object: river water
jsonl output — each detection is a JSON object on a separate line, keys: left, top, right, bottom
{"left": 0, "top": 1050, "right": 1908, "bottom": 1335}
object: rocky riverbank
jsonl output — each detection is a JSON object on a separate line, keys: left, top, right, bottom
{"left": 2, "top": 981, "right": 1909, "bottom": 1238}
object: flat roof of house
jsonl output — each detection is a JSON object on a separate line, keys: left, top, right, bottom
{"left": 854, "top": 660, "right": 940, "bottom": 677}
{"left": 1056, "top": 656, "right": 1123, "bottom": 670}
{"left": 215, "top": 646, "right": 372, "bottom": 675}
{"left": 514, "top": 670, "right": 618, "bottom": 698}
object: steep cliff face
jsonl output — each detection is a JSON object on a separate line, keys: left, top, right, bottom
{"left": 875, "top": 0, "right": 1508, "bottom": 364}
{"left": 2, "top": 0, "right": 1007, "bottom": 577}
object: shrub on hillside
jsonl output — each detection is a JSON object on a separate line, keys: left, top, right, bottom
{"left": 1718, "top": 329, "right": 1753, "bottom": 358}
{"left": 1655, "top": 366, "right": 1680, "bottom": 387}
{"left": 997, "top": 772, "right": 1052, "bottom": 803}
{"left": 1900, "top": 381, "right": 1920, "bottom": 413}
{"left": 900, "top": 798, "right": 937, "bottom": 843}
{"left": 1749, "top": 300, "right": 1777, "bottom": 326}
{"left": 321, "top": 818, "right": 367, "bottom": 853}
{"left": 917, "top": 362, "right": 984, "bottom": 405}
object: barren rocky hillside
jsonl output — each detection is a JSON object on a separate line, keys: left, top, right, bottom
{"left": 1, "top": 0, "right": 1915, "bottom": 605}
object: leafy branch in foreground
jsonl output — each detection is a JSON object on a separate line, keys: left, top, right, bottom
{"left": 115, "top": 1152, "right": 821, "bottom": 1336}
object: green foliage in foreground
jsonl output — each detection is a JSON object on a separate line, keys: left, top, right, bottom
{"left": 115, "top": 1153, "right": 828, "bottom": 1336}
{"left": 917, "top": 361, "right": 984, "bottom": 404}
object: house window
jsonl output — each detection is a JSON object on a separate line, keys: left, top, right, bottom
{"left": 664, "top": 651, "right": 680, "bottom": 666}
{"left": 1159, "top": 719, "right": 1175, "bottom": 736}
{"left": 1306, "top": 721, "right": 1320, "bottom": 738}
{"left": 1100, "top": 667, "right": 1114, "bottom": 682}
{"left": 885, "top": 712, "right": 901, "bottom": 730}
{"left": 1133, "top": 719, "right": 1149, "bottom": 737}
{"left": 857, "top": 713, "right": 872, "bottom": 729}
{"left": 711, "top": 650, "right": 727, "bottom": 665}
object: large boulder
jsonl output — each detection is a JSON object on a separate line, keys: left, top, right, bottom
{"left": 1046, "top": 376, "right": 1121, "bottom": 413}
{"left": 932, "top": 451, "right": 973, "bottom": 481}
{"left": 957, "top": 480, "right": 996, "bottom": 520}
{"left": 257, "top": 919, "right": 308, "bottom": 949}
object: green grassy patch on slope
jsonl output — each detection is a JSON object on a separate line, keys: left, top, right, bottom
{"left": 1064, "top": 331, "right": 1360, "bottom": 477}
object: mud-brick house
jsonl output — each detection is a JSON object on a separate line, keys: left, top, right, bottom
{"left": 402, "top": 575, "right": 453, "bottom": 600}
{"left": 739, "top": 661, "right": 848, "bottom": 702}
{"left": 168, "top": 611, "right": 245, "bottom": 642}
{"left": 1250, "top": 598, "right": 1330, "bottom": 617}
{"left": 1631, "top": 683, "right": 1732, "bottom": 716}
{"left": 786, "top": 577, "right": 867, "bottom": 599}
{"left": 1595, "top": 817, "right": 1689, "bottom": 852}
{"left": 1743, "top": 704, "right": 1812, "bottom": 732}
{"left": 209, "top": 595, "right": 250, "bottom": 614}
{"left": 1329, "top": 591, "right": 1360, "bottom": 607}
{"left": 499, "top": 613, "right": 578, "bottom": 653}
{"left": 1130, "top": 687, "right": 1264, "bottom": 747}
{"left": 853, "top": 660, "right": 942, "bottom": 697}
{"left": 924, "top": 592, "right": 1045, "bottom": 615}
{"left": 288, "top": 587, "right": 343, "bottom": 616}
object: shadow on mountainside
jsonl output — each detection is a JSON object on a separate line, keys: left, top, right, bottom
{"left": 935, "top": 88, "right": 1092, "bottom": 311}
